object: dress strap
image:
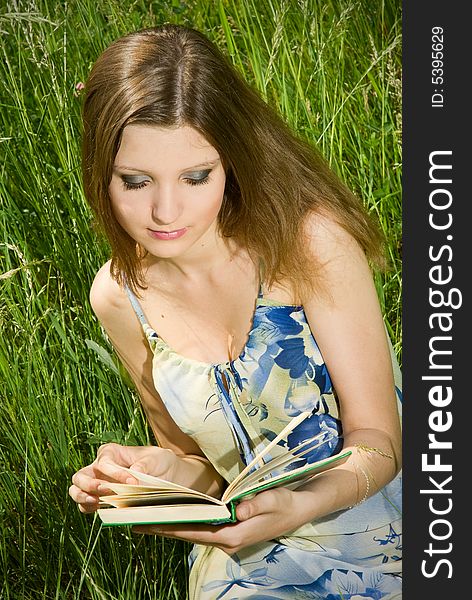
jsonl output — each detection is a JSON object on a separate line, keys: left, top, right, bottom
{"left": 257, "top": 260, "right": 265, "bottom": 299}
{"left": 124, "top": 284, "right": 159, "bottom": 339}
{"left": 257, "top": 281, "right": 264, "bottom": 299}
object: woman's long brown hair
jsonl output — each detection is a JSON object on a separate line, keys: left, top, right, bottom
{"left": 82, "top": 24, "right": 385, "bottom": 299}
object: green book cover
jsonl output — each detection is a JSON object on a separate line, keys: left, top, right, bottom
{"left": 97, "top": 411, "right": 351, "bottom": 527}
{"left": 97, "top": 449, "right": 351, "bottom": 527}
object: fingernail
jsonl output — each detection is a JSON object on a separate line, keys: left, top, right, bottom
{"left": 85, "top": 495, "right": 97, "bottom": 504}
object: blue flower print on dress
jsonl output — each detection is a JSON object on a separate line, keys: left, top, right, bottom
{"left": 260, "top": 413, "right": 342, "bottom": 470}
{"left": 197, "top": 539, "right": 402, "bottom": 599}
{"left": 284, "top": 382, "right": 322, "bottom": 415}
{"left": 201, "top": 557, "right": 274, "bottom": 598}
{"left": 283, "top": 374, "right": 335, "bottom": 416}
{"left": 274, "top": 337, "right": 309, "bottom": 378}
{"left": 307, "top": 568, "right": 400, "bottom": 599}
{"left": 374, "top": 524, "right": 402, "bottom": 550}
{"left": 309, "top": 361, "right": 333, "bottom": 396}
{"left": 243, "top": 305, "right": 302, "bottom": 357}
{"left": 124, "top": 284, "right": 402, "bottom": 600}
{"left": 265, "top": 306, "right": 304, "bottom": 336}
{"left": 240, "top": 331, "right": 282, "bottom": 400}
{"left": 262, "top": 544, "right": 287, "bottom": 564}
{"left": 370, "top": 524, "right": 402, "bottom": 564}
{"left": 238, "top": 304, "right": 339, "bottom": 427}
{"left": 286, "top": 413, "right": 342, "bottom": 463}
{"left": 242, "top": 397, "right": 269, "bottom": 421}
{"left": 240, "top": 306, "right": 304, "bottom": 396}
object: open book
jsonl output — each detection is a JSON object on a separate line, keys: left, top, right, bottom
{"left": 97, "top": 412, "right": 351, "bottom": 526}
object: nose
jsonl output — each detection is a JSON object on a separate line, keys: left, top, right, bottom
{"left": 150, "top": 184, "right": 181, "bottom": 226}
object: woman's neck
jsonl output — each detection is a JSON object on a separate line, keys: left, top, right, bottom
{"left": 143, "top": 234, "right": 248, "bottom": 287}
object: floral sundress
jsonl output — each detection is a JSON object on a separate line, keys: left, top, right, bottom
{"left": 125, "top": 283, "right": 403, "bottom": 600}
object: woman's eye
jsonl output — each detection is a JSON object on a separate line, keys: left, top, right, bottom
{"left": 119, "top": 170, "right": 212, "bottom": 190}
{"left": 121, "top": 178, "right": 149, "bottom": 191}
{"left": 184, "top": 170, "right": 211, "bottom": 186}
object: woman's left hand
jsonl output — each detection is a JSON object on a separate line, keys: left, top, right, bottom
{"left": 132, "top": 487, "right": 302, "bottom": 555}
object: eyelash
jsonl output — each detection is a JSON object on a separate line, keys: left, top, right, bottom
{"left": 122, "top": 181, "right": 147, "bottom": 191}
{"left": 185, "top": 175, "right": 210, "bottom": 186}
{"left": 121, "top": 175, "right": 211, "bottom": 191}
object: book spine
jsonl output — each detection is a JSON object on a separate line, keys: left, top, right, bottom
{"left": 229, "top": 500, "right": 237, "bottom": 522}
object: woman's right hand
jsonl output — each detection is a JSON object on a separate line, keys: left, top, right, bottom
{"left": 69, "top": 443, "right": 178, "bottom": 514}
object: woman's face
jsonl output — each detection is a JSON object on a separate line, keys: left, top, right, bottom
{"left": 109, "top": 124, "right": 227, "bottom": 260}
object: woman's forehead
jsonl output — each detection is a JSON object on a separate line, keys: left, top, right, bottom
{"left": 115, "top": 124, "right": 220, "bottom": 170}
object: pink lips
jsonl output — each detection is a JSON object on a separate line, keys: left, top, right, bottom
{"left": 148, "top": 227, "right": 187, "bottom": 240}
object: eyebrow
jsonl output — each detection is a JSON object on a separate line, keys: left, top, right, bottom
{"left": 113, "top": 158, "right": 220, "bottom": 173}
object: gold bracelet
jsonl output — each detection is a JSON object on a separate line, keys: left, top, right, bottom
{"left": 348, "top": 442, "right": 393, "bottom": 509}
{"left": 349, "top": 463, "right": 370, "bottom": 509}
{"left": 354, "top": 443, "right": 393, "bottom": 459}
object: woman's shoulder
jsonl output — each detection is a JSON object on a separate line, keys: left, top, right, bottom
{"left": 89, "top": 260, "right": 127, "bottom": 323}
{"left": 303, "top": 210, "right": 364, "bottom": 262}
{"left": 299, "top": 211, "right": 373, "bottom": 308}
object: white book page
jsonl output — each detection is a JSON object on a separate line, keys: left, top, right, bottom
{"left": 108, "top": 467, "right": 219, "bottom": 503}
{"left": 232, "top": 433, "right": 334, "bottom": 491}
{"left": 100, "top": 491, "right": 224, "bottom": 508}
{"left": 223, "top": 411, "right": 313, "bottom": 501}
{"left": 229, "top": 450, "right": 351, "bottom": 500}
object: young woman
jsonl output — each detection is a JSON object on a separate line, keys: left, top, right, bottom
{"left": 69, "top": 24, "right": 402, "bottom": 599}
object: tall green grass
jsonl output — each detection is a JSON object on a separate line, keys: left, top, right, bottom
{"left": 0, "top": 0, "right": 401, "bottom": 597}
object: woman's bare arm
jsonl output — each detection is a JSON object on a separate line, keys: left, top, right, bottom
{"left": 292, "top": 212, "right": 401, "bottom": 516}
{"left": 69, "top": 262, "right": 225, "bottom": 514}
